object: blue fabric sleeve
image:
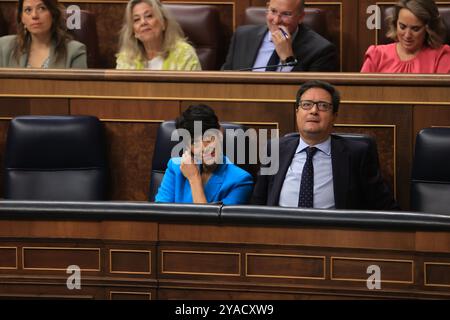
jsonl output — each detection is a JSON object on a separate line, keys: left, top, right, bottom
{"left": 154, "top": 159, "right": 176, "bottom": 202}
{"left": 221, "top": 171, "right": 254, "bottom": 205}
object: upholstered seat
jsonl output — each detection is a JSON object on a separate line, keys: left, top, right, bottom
{"left": 244, "top": 7, "right": 331, "bottom": 43}
{"left": 164, "top": 4, "right": 222, "bottom": 70}
{"left": 3, "top": 115, "right": 108, "bottom": 201}
{"left": 0, "top": 12, "right": 7, "bottom": 37}
{"left": 67, "top": 10, "right": 101, "bottom": 68}
{"left": 284, "top": 132, "right": 377, "bottom": 149}
{"left": 410, "top": 128, "right": 450, "bottom": 214}
{"left": 378, "top": 6, "right": 450, "bottom": 45}
{"left": 148, "top": 120, "right": 255, "bottom": 201}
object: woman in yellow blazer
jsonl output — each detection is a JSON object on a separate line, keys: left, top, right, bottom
{"left": 116, "top": 0, "right": 200, "bottom": 70}
{"left": 0, "top": 0, "right": 86, "bottom": 68}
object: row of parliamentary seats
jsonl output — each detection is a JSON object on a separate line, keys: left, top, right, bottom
{"left": 1, "top": 1, "right": 449, "bottom": 70}
{"left": 3, "top": 115, "right": 450, "bottom": 215}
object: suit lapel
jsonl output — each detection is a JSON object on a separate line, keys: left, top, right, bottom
{"left": 268, "top": 136, "right": 299, "bottom": 205}
{"left": 19, "top": 53, "right": 27, "bottom": 67}
{"left": 247, "top": 26, "right": 268, "bottom": 68}
{"left": 204, "top": 163, "right": 226, "bottom": 201}
{"left": 47, "top": 43, "right": 57, "bottom": 67}
{"left": 292, "top": 24, "right": 306, "bottom": 71}
{"left": 331, "top": 136, "right": 349, "bottom": 209}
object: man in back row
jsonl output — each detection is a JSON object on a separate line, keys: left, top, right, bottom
{"left": 222, "top": 0, "right": 337, "bottom": 72}
{"left": 251, "top": 80, "right": 399, "bottom": 210}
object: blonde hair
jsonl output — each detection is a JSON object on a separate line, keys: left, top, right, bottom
{"left": 386, "top": 0, "right": 447, "bottom": 48}
{"left": 117, "top": 0, "right": 185, "bottom": 65}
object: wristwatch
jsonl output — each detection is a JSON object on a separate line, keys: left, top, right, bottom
{"left": 281, "top": 56, "right": 298, "bottom": 65}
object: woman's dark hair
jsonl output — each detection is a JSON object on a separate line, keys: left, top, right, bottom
{"left": 175, "top": 104, "right": 220, "bottom": 139}
{"left": 386, "top": 0, "right": 446, "bottom": 48}
{"left": 14, "top": 0, "right": 71, "bottom": 63}
{"left": 296, "top": 80, "right": 340, "bottom": 113}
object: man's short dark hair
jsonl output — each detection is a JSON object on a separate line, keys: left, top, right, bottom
{"left": 175, "top": 104, "right": 220, "bottom": 139}
{"left": 296, "top": 80, "right": 340, "bottom": 113}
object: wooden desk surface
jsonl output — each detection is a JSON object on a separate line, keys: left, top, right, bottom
{"left": 0, "top": 201, "right": 450, "bottom": 299}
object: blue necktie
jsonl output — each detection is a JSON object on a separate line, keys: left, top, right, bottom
{"left": 298, "top": 147, "right": 318, "bottom": 208}
{"left": 265, "top": 50, "right": 280, "bottom": 71}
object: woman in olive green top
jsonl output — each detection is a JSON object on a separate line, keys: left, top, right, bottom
{"left": 0, "top": 0, "right": 87, "bottom": 68}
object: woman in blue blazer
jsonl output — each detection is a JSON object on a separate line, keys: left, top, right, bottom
{"left": 155, "top": 104, "right": 253, "bottom": 205}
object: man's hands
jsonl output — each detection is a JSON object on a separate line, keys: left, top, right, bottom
{"left": 271, "top": 26, "right": 294, "bottom": 61}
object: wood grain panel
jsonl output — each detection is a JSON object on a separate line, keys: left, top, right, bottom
{"left": 413, "top": 105, "right": 450, "bottom": 145}
{"left": 425, "top": 263, "right": 450, "bottom": 287}
{"left": 100, "top": 221, "right": 158, "bottom": 241}
{"left": 103, "top": 122, "right": 158, "bottom": 200}
{"left": 0, "top": 98, "right": 32, "bottom": 116}
{"left": 29, "top": 98, "right": 69, "bottom": 115}
{"left": 0, "top": 2, "right": 16, "bottom": 34}
{"left": 336, "top": 103, "right": 411, "bottom": 209}
{"left": 161, "top": 250, "right": 240, "bottom": 276}
{"left": 0, "top": 247, "right": 17, "bottom": 269}
{"left": 182, "top": 101, "right": 295, "bottom": 136}
{"left": 246, "top": 253, "right": 325, "bottom": 279}
{"left": 0, "top": 220, "right": 158, "bottom": 241}
{"left": 331, "top": 257, "right": 414, "bottom": 283}
{"left": 110, "top": 249, "right": 151, "bottom": 274}
{"left": 416, "top": 232, "right": 450, "bottom": 253}
{"left": 110, "top": 291, "right": 152, "bottom": 300}
{"left": 22, "top": 247, "right": 100, "bottom": 271}
{"left": 1, "top": 210, "right": 450, "bottom": 299}
{"left": 70, "top": 99, "right": 180, "bottom": 120}
{"left": 159, "top": 224, "right": 416, "bottom": 250}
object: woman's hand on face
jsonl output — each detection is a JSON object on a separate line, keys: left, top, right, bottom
{"left": 180, "top": 150, "right": 200, "bottom": 180}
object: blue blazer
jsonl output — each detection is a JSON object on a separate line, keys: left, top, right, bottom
{"left": 155, "top": 157, "right": 253, "bottom": 205}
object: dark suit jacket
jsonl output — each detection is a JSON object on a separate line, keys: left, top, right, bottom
{"left": 222, "top": 24, "right": 337, "bottom": 72}
{"left": 251, "top": 134, "right": 399, "bottom": 210}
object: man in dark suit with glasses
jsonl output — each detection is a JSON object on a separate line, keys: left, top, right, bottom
{"left": 251, "top": 80, "right": 399, "bottom": 210}
{"left": 222, "top": 0, "right": 337, "bottom": 72}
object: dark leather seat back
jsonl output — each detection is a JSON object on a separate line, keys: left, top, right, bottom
{"left": 411, "top": 128, "right": 450, "bottom": 214}
{"left": 67, "top": 10, "right": 100, "bottom": 68}
{"left": 244, "top": 7, "right": 331, "bottom": 42}
{"left": 378, "top": 6, "right": 450, "bottom": 45}
{"left": 149, "top": 120, "right": 255, "bottom": 201}
{"left": 164, "top": 4, "right": 222, "bottom": 70}
{"left": 0, "top": 12, "right": 7, "bottom": 37}
{"left": 4, "top": 115, "right": 108, "bottom": 201}
{"left": 284, "top": 132, "right": 376, "bottom": 149}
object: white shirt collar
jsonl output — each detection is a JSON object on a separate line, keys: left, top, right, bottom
{"left": 296, "top": 135, "right": 331, "bottom": 156}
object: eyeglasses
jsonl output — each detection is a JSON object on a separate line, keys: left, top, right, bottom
{"left": 266, "top": 7, "right": 296, "bottom": 21}
{"left": 298, "top": 100, "right": 333, "bottom": 112}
